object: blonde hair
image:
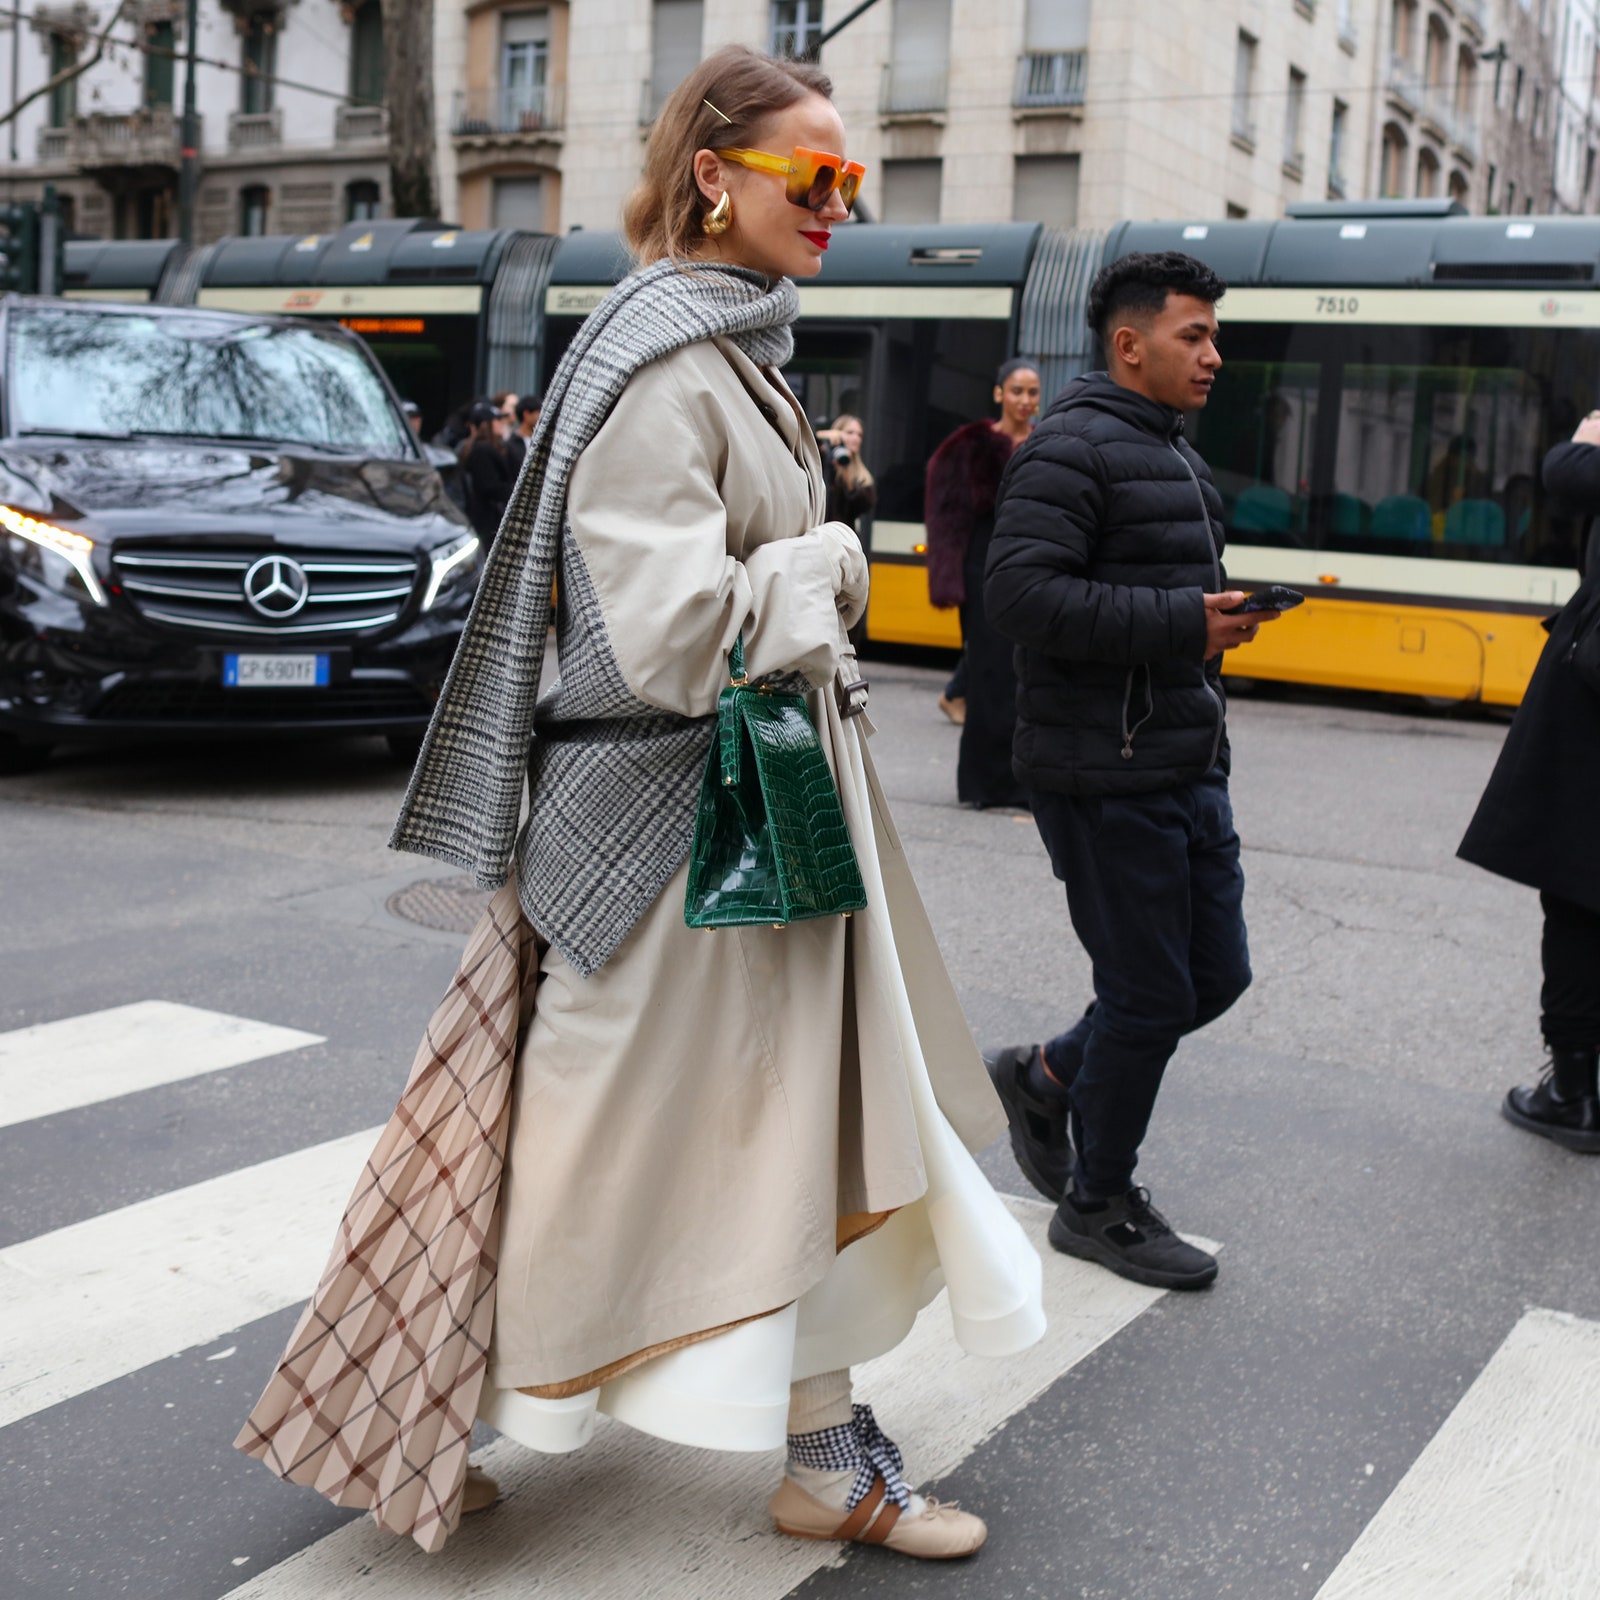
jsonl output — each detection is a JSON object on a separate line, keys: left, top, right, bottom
{"left": 624, "top": 44, "right": 834, "bottom": 266}
{"left": 830, "top": 412, "right": 874, "bottom": 490}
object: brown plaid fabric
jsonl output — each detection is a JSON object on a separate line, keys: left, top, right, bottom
{"left": 235, "top": 882, "right": 541, "bottom": 1553}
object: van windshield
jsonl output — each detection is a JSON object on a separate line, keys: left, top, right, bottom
{"left": 7, "top": 309, "right": 411, "bottom": 456}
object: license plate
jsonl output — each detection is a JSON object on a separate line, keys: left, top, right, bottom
{"left": 222, "top": 653, "right": 330, "bottom": 688}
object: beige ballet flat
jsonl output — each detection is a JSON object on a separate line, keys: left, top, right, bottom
{"left": 770, "top": 1472, "right": 986, "bottom": 1560}
{"left": 937, "top": 693, "right": 967, "bottom": 725}
{"left": 461, "top": 1464, "right": 500, "bottom": 1515}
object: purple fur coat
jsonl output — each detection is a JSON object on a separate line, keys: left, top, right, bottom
{"left": 923, "top": 419, "right": 1017, "bottom": 609}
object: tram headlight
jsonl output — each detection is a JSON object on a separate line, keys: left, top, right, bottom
{"left": 422, "top": 531, "right": 480, "bottom": 611}
{"left": 0, "top": 505, "right": 107, "bottom": 606}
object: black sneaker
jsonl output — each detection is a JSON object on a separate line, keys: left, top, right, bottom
{"left": 984, "top": 1044, "right": 1073, "bottom": 1202}
{"left": 1048, "top": 1186, "right": 1217, "bottom": 1290}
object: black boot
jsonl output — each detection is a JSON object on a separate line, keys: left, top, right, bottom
{"left": 1502, "top": 1045, "right": 1600, "bottom": 1153}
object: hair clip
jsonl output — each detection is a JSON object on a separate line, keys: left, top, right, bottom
{"left": 703, "top": 98, "right": 734, "bottom": 125}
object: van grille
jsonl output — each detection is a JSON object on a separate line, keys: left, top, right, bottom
{"left": 111, "top": 547, "right": 419, "bottom": 636}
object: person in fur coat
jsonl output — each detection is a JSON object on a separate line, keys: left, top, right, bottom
{"left": 924, "top": 359, "right": 1042, "bottom": 806}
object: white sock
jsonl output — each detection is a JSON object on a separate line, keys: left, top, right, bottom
{"left": 784, "top": 1372, "right": 925, "bottom": 1517}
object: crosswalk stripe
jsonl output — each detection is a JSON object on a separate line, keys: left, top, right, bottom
{"left": 0, "top": 1126, "right": 376, "bottom": 1430}
{"left": 0, "top": 1001, "right": 324, "bottom": 1130}
{"left": 226, "top": 1202, "right": 1215, "bottom": 1600}
{"left": 1315, "top": 1307, "right": 1600, "bottom": 1599}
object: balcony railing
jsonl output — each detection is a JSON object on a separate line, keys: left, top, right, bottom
{"left": 36, "top": 126, "right": 69, "bottom": 162}
{"left": 1337, "top": 16, "right": 1359, "bottom": 50}
{"left": 335, "top": 103, "right": 387, "bottom": 144}
{"left": 451, "top": 83, "right": 565, "bottom": 138}
{"left": 228, "top": 109, "right": 282, "bottom": 151}
{"left": 1013, "top": 50, "right": 1087, "bottom": 110}
{"left": 879, "top": 61, "right": 948, "bottom": 116}
{"left": 65, "top": 107, "right": 189, "bottom": 168}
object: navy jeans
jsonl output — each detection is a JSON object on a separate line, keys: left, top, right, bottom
{"left": 1031, "top": 770, "right": 1252, "bottom": 1198}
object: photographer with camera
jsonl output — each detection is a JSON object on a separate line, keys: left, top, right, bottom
{"left": 816, "top": 413, "right": 876, "bottom": 535}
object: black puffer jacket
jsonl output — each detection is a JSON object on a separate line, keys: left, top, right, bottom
{"left": 985, "top": 372, "right": 1229, "bottom": 797}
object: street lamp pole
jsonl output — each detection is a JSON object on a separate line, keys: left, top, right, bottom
{"left": 177, "top": 0, "right": 198, "bottom": 243}
{"left": 9, "top": 0, "right": 21, "bottom": 202}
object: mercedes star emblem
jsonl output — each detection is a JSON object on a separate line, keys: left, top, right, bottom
{"left": 242, "top": 555, "right": 311, "bottom": 619}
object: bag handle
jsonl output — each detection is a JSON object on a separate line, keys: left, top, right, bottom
{"left": 727, "top": 633, "right": 748, "bottom": 686}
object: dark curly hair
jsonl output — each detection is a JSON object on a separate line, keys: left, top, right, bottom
{"left": 1086, "top": 251, "right": 1226, "bottom": 342}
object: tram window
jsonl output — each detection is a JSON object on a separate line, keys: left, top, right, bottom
{"left": 1196, "top": 360, "right": 1319, "bottom": 543}
{"left": 347, "top": 314, "right": 481, "bottom": 441}
{"left": 1189, "top": 320, "right": 1590, "bottom": 568}
{"left": 873, "top": 318, "right": 1010, "bottom": 523}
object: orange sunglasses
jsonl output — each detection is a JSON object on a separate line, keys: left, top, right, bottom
{"left": 716, "top": 146, "right": 866, "bottom": 214}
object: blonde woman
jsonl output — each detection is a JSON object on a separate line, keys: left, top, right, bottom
{"left": 817, "top": 411, "right": 877, "bottom": 535}
{"left": 239, "top": 44, "right": 1043, "bottom": 1562}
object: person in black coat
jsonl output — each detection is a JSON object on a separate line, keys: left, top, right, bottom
{"left": 459, "top": 399, "right": 514, "bottom": 543}
{"left": 980, "top": 252, "right": 1287, "bottom": 1292}
{"left": 924, "top": 360, "right": 1041, "bottom": 807}
{"left": 1458, "top": 421, "right": 1600, "bottom": 1152}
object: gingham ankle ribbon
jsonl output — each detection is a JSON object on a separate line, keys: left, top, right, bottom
{"left": 786, "top": 1403, "right": 912, "bottom": 1511}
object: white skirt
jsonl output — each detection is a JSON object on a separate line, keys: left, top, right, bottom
{"left": 480, "top": 708, "right": 1046, "bottom": 1455}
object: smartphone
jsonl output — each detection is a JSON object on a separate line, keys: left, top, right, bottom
{"left": 1224, "top": 585, "right": 1304, "bottom": 615}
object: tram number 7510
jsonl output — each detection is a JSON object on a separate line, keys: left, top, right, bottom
{"left": 1315, "top": 295, "right": 1361, "bottom": 315}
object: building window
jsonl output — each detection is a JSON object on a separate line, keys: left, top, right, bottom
{"left": 345, "top": 179, "right": 380, "bottom": 221}
{"left": 1486, "top": 161, "right": 1497, "bottom": 208}
{"left": 1232, "top": 31, "right": 1257, "bottom": 142}
{"left": 1424, "top": 14, "right": 1448, "bottom": 93}
{"left": 239, "top": 185, "right": 270, "bottom": 235}
{"left": 1532, "top": 85, "right": 1543, "bottom": 136}
{"left": 492, "top": 174, "right": 545, "bottom": 230}
{"left": 1513, "top": 65, "right": 1524, "bottom": 122}
{"left": 1284, "top": 67, "right": 1306, "bottom": 170}
{"left": 47, "top": 32, "right": 78, "bottom": 127}
{"left": 1455, "top": 45, "right": 1475, "bottom": 110}
{"left": 1506, "top": 178, "right": 1517, "bottom": 212}
{"left": 880, "top": 158, "right": 942, "bottom": 223}
{"left": 1448, "top": 168, "right": 1470, "bottom": 205}
{"left": 1391, "top": 0, "right": 1415, "bottom": 61}
{"left": 649, "top": 0, "right": 703, "bottom": 122}
{"left": 501, "top": 10, "right": 550, "bottom": 126}
{"left": 1012, "top": 154, "right": 1079, "bottom": 227}
{"left": 771, "top": 0, "right": 822, "bottom": 59}
{"left": 1226, "top": 201, "right": 1248, "bottom": 218}
{"left": 884, "top": 0, "right": 951, "bottom": 114}
{"left": 1381, "top": 122, "right": 1408, "bottom": 196}
{"left": 349, "top": 0, "right": 385, "bottom": 105}
{"left": 240, "top": 15, "right": 277, "bottom": 115}
{"left": 143, "top": 19, "right": 175, "bottom": 109}
{"left": 1329, "top": 98, "right": 1349, "bottom": 193}
{"left": 1416, "top": 143, "right": 1440, "bottom": 197}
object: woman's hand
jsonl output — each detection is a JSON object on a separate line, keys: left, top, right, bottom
{"left": 1574, "top": 411, "right": 1600, "bottom": 447}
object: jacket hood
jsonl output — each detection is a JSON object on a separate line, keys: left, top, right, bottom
{"left": 1045, "top": 371, "right": 1187, "bottom": 442}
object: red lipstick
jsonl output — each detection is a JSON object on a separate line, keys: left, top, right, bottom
{"left": 800, "top": 230, "right": 831, "bottom": 250}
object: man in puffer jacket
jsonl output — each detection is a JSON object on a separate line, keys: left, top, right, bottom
{"left": 982, "top": 251, "right": 1283, "bottom": 1291}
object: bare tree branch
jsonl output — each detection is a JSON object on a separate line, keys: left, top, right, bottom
{"left": 0, "top": 0, "right": 137, "bottom": 135}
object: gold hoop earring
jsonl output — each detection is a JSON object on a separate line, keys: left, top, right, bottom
{"left": 702, "top": 191, "right": 732, "bottom": 236}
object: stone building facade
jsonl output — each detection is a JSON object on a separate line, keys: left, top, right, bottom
{"left": 0, "top": 0, "right": 388, "bottom": 241}
{"left": 1, "top": 0, "right": 1592, "bottom": 244}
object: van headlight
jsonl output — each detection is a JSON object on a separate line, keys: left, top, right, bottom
{"left": 422, "top": 532, "right": 480, "bottom": 612}
{"left": 0, "top": 504, "right": 107, "bottom": 605}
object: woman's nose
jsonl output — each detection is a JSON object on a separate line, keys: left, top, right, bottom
{"left": 816, "top": 187, "right": 849, "bottom": 223}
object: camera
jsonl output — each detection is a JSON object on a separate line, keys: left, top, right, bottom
{"left": 829, "top": 445, "right": 852, "bottom": 467}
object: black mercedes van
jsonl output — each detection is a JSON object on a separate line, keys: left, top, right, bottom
{"left": 0, "top": 296, "right": 480, "bottom": 771}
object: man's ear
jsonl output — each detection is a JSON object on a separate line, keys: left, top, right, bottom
{"left": 1112, "top": 325, "right": 1142, "bottom": 369}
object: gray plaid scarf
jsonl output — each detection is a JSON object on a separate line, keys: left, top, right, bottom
{"left": 390, "top": 259, "right": 800, "bottom": 972}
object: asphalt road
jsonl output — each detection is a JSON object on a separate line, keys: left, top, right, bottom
{"left": 3, "top": 662, "right": 1598, "bottom": 1600}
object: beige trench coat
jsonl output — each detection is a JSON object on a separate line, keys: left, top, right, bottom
{"left": 489, "top": 337, "right": 1007, "bottom": 1393}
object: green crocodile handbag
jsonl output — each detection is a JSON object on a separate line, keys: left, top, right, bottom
{"left": 683, "top": 636, "right": 868, "bottom": 929}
